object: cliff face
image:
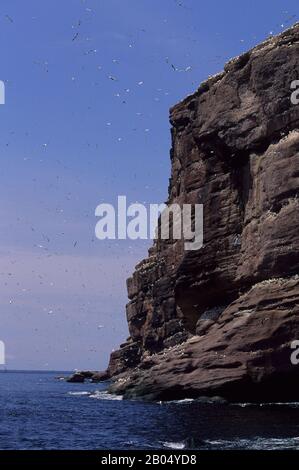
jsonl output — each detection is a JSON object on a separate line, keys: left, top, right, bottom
{"left": 108, "top": 24, "right": 299, "bottom": 401}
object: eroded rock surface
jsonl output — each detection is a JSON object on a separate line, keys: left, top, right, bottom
{"left": 107, "top": 24, "right": 299, "bottom": 401}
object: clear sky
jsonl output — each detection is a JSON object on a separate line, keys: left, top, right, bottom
{"left": 0, "top": 0, "right": 298, "bottom": 370}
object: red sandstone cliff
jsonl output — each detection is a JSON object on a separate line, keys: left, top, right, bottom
{"left": 107, "top": 24, "right": 299, "bottom": 401}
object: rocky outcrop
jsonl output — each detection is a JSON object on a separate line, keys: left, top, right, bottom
{"left": 66, "top": 370, "right": 110, "bottom": 383}
{"left": 107, "top": 24, "right": 299, "bottom": 401}
{"left": 67, "top": 372, "right": 85, "bottom": 383}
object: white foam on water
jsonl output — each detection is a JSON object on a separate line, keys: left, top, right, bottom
{"left": 162, "top": 441, "right": 186, "bottom": 449}
{"left": 204, "top": 436, "right": 299, "bottom": 450}
{"left": 89, "top": 391, "right": 123, "bottom": 401}
{"left": 172, "top": 398, "right": 195, "bottom": 404}
{"left": 68, "top": 391, "right": 91, "bottom": 396}
{"left": 260, "top": 402, "right": 299, "bottom": 408}
{"left": 161, "top": 398, "right": 195, "bottom": 405}
{"left": 233, "top": 402, "right": 299, "bottom": 408}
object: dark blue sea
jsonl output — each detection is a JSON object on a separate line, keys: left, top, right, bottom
{"left": 0, "top": 371, "right": 299, "bottom": 450}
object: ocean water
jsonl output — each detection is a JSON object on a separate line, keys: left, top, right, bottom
{"left": 0, "top": 371, "right": 299, "bottom": 450}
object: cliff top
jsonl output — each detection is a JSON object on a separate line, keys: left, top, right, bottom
{"left": 170, "top": 22, "right": 299, "bottom": 118}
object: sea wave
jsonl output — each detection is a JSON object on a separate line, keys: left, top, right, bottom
{"left": 68, "top": 391, "right": 91, "bottom": 396}
{"left": 162, "top": 398, "right": 195, "bottom": 405}
{"left": 232, "top": 402, "right": 299, "bottom": 408}
{"left": 162, "top": 396, "right": 226, "bottom": 405}
{"left": 89, "top": 391, "right": 123, "bottom": 401}
{"left": 162, "top": 441, "right": 186, "bottom": 449}
{"left": 204, "top": 436, "right": 299, "bottom": 450}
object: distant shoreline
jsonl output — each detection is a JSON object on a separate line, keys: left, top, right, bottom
{"left": 0, "top": 369, "right": 71, "bottom": 374}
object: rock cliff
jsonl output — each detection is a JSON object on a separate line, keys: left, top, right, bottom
{"left": 107, "top": 24, "right": 299, "bottom": 401}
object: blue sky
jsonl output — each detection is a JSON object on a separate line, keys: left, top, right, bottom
{"left": 0, "top": 0, "right": 298, "bottom": 370}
